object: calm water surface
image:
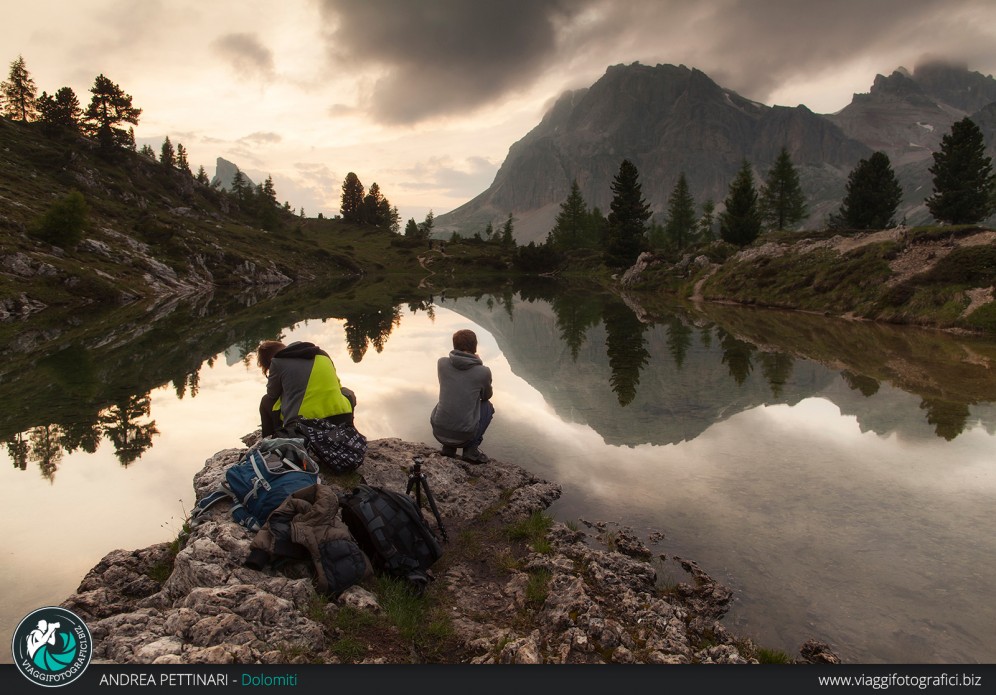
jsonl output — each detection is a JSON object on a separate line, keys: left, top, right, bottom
{"left": 2, "top": 288, "right": 994, "bottom": 664}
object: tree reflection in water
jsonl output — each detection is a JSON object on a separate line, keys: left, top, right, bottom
{"left": 100, "top": 395, "right": 160, "bottom": 466}
{"left": 4, "top": 281, "right": 995, "bottom": 482}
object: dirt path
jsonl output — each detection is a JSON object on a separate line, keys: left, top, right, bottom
{"left": 691, "top": 265, "right": 719, "bottom": 302}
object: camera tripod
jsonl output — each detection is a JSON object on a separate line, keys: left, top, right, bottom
{"left": 406, "top": 455, "right": 448, "bottom": 541}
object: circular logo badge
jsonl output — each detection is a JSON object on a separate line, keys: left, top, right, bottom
{"left": 12, "top": 607, "right": 92, "bottom": 687}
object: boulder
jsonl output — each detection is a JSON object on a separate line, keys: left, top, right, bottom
{"left": 61, "top": 436, "right": 833, "bottom": 664}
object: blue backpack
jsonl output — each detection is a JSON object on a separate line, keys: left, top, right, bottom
{"left": 191, "top": 438, "right": 321, "bottom": 532}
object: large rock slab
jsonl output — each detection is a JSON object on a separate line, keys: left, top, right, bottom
{"left": 61, "top": 437, "right": 809, "bottom": 664}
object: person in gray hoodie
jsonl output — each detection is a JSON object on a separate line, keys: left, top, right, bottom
{"left": 430, "top": 329, "right": 494, "bottom": 463}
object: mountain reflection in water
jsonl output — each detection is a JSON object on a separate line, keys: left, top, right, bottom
{"left": 2, "top": 282, "right": 996, "bottom": 664}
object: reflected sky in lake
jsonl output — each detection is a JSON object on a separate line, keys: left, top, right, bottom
{"left": 1, "top": 294, "right": 995, "bottom": 664}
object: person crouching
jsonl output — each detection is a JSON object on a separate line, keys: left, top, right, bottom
{"left": 429, "top": 329, "right": 494, "bottom": 464}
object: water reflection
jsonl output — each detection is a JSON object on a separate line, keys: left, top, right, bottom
{"left": 3, "top": 280, "right": 996, "bottom": 663}
{"left": 5, "top": 282, "right": 996, "bottom": 483}
{"left": 1, "top": 282, "right": 439, "bottom": 478}
{"left": 510, "top": 287, "right": 996, "bottom": 442}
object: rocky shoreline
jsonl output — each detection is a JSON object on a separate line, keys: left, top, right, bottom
{"left": 61, "top": 436, "right": 839, "bottom": 665}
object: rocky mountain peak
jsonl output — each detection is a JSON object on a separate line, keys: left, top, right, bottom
{"left": 211, "top": 157, "right": 255, "bottom": 192}
{"left": 435, "top": 60, "right": 995, "bottom": 243}
{"left": 912, "top": 60, "right": 996, "bottom": 113}
{"left": 437, "top": 62, "right": 867, "bottom": 242}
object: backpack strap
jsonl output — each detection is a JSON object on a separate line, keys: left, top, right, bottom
{"left": 189, "top": 488, "right": 236, "bottom": 527}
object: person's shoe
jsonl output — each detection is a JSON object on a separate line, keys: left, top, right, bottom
{"left": 440, "top": 445, "right": 458, "bottom": 458}
{"left": 461, "top": 447, "right": 490, "bottom": 464}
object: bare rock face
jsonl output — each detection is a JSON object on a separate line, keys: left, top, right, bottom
{"left": 61, "top": 436, "right": 835, "bottom": 665}
{"left": 61, "top": 438, "right": 565, "bottom": 664}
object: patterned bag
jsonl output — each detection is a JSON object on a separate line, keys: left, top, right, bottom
{"left": 294, "top": 418, "right": 367, "bottom": 473}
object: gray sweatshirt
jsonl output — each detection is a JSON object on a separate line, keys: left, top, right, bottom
{"left": 430, "top": 350, "right": 493, "bottom": 445}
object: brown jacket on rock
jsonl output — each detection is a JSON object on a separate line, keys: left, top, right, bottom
{"left": 245, "top": 484, "right": 371, "bottom": 596}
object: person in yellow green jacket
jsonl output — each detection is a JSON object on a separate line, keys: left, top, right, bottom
{"left": 256, "top": 340, "right": 355, "bottom": 438}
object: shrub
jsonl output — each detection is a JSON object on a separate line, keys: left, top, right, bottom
{"left": 922, "top": 246, "right": 996, "bottom": 286}
{"left": 963, "top": 301, "right": 996, "bottom": 333}
{"left": 31, "top": 189, "right": 88, "bottom": 247}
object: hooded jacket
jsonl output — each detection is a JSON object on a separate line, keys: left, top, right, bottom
{"left": 267, "top": 341, "right": 353, "bottom": 429}
{"left": 429, "top": 350, "right": 493, "bottom": 445}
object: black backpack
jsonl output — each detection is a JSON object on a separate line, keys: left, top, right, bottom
{"left": 340, "top": 484, "right": 443, "bottom": 594}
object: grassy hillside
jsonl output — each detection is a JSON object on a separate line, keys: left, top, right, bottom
{"left": 625, "top": 226, "right": 996, "bottom": 334}
{"left": 0, "top": 117, "right": 523, "bottom": 316}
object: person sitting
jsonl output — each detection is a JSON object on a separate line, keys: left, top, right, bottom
{"left": 257, "top": 340, "right": 355, "bottom": 438}
{"left": 429, "top": 329, "right": 494, "bottom": 464}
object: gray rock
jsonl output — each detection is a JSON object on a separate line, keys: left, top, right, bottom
{"left": 61, "top": 436, "right": 805, "bottom": 665}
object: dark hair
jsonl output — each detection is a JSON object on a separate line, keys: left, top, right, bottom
{"left": 257, "top": 340, "right": 286, "bottom": 375}
{"left": 452, "top": 329, "right": 477, "bottom": 353}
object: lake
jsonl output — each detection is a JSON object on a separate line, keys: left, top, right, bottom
{"left": 2, "top": 282, "right": 995, "bottom": 664}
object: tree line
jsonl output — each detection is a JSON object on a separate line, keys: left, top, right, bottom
{"left": 538, "top": 117, "right": 995, "bottom": 269}
{"left": 2, "top": 54, "right": 399, "bottom": 238}
{"left": 1, "top": 54, "right": 141, "bottom": 149}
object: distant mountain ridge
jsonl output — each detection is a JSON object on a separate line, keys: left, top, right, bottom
{"left": 437, "top": 61, "right": 996, "bottom": 243}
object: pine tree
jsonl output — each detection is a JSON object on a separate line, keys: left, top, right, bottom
{"left": 926, "top": 117, "right": 995, "bottom": 224}
{"left": 549, "top": 179, "right": 591, "bottom": 250}
{"left": 37, "top": 86, "right": 82, "bottom": 132}
{"left": 501, "top": 213, "right": 515, "bottom": 246}
{"left": 258, "top": 175, "right": 279, "bottom": 230}
{"left": 139, "top": 144, "right": 156, "bottom": 159}
{"left": 262, "top": 175, "right": 277, "bottom": 203}
{"left": 664, "top": 173, "right": 697, "bottom": 249}
{"left": 698, "top": 199, "right": 716, "bottom": 241}
{"left": 833, "top": 151, "right": 903, "bottom": 229}
{"left": 419, "top": 210, "right": 435, "bottom": 239}
{"left": 404, "top": 218, "right": 420, "bottom": 238}
{"left": 159, "top": 136, "right": 175, "bottom": 167}
{"left": 176, "top": 143, "right": 191, "bottom": 174}
{"left": 484, "top": 221, "right": 495, "bottom": 242}
{"left": 1, "top": 55, "right": 38, "bottom": 122}
{"left": 720, "top": 160, "right": 762, "bottom": 247}
{"left": 383, "top": 202, "right": 399, "bottom": 233}
{"left": 84, "top": 74, "right": 142, "bottom": 149}
{"left": 195, "top": 165, "right": 209, "bottom": 185}
{"left": 340, "top": 172, "right": 365, "bottom": 222}
{"left": 605, "top": 159, "right": 652, "bottom": 267}
{"left": 759, "top": 147, "right": 808, "bottom": 231}
{"left": 362, "top": 182, "right": 384, "bottom": 225}
{"left": 231, "top": 170, "right": 249, "bottom": 203}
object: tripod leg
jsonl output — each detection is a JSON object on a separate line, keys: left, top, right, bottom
{"left": 417, "top": 475, "right": 448, "bottom": 542}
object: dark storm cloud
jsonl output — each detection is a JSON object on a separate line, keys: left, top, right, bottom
{"left": 212, "top": 32, "right": 275, "bottom": 81}
{"left": 316, "top": 0, "right": 994, "bottom": 124}
{"left": 615, "top": 0, "right": 996, "bottom": 104}
{"left": 317, "top": 0, "right": 595, "bottom": 124}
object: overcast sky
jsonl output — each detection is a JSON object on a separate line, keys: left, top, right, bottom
{"left": 5, "top": 0, "right": 996, "bottom": 223}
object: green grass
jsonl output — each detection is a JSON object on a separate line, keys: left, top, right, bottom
{"left": 506, "top": 510, "right": 554, "bottom": 554}
{"left": 375, "top": 576, "right": 454, "bottom": 646}
{"left": 692, "top": 229, "right": 996, "bottom": 333}
{"left": 146, "top": 519, "right": 190, "bottom": 583}
{"left": 755, "top": 647, "right": 793, "bottom": 664}
{"left": 329, "top": 636, "right": 367, "bottom": 662}
{"left": 524, "top": 568, "right": 552, "bottom": 608}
